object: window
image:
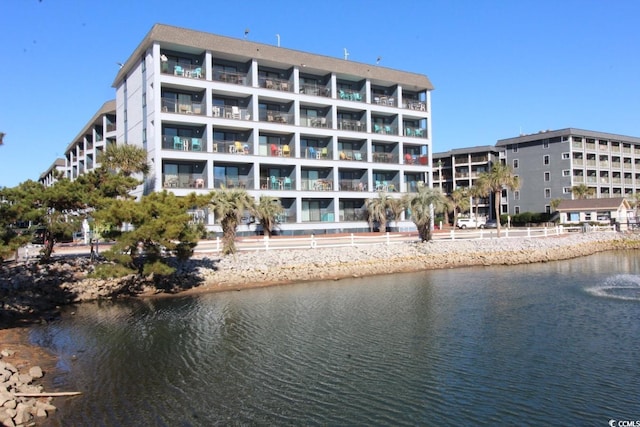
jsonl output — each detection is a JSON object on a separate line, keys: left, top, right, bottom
{"left": 544, "top": 172, "right": 550, "bottom": 181}
{"left": 562, "top": 152, "right": 570, "bottom": 160}
{"left": 544, "top": 188, "right": 551, "bottom": 198}
{"left": 543, "top": 140, "right": 549, "bottom": 149}
{"left": 544, "top": 155, "right": 550, "bottom": 165}
{"left": 514, "top": 206, "right": 520, "bottom": 214}
{"left": 513, "top": 159, "right": 519, "bottom": 168}
{"left": 545, "top": 205, "right": 551, "bottom": 214}
{"left": 512, "top": 144, "right": 518, "bottom": 153}
{"left": 563, "top": 187, "right": 571, "bottom": 194}
{"left": 514, "top": 190, "right": 520, "bottom": 200}
{"left": 562, "top": 170, "right": 570, "bottom": 177}
{"left": 584, "top": 213, "right": 592, "bottom": 221}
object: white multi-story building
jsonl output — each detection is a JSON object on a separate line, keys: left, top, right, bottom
{"left": 111, "top": 24, "right": 433, "bottom": 234}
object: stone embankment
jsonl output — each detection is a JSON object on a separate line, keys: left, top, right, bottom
{"left": 1, "top": 232, "right": 639, "bottom": 324}
{"left": 0, "top": 349, "right": 56, "bottom": 427}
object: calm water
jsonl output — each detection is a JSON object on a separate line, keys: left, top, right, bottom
{"left": 32, "top": 251, "right": 640, "bottom": 426}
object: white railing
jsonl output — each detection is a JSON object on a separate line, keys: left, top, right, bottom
{"left": 194, "top": 226, "right": 617, "bottom": 253}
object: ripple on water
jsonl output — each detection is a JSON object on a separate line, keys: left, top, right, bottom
{"left": 586, "top": 274, "right": 640, "bottom": 301}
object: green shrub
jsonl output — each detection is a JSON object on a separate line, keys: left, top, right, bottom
{"left": 142, "top": 260, "right": 175, "bottom": 276}
{"left": 89, "top": 263, "right": 136, "bottom": 279}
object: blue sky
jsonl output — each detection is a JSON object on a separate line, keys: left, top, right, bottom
{"left": 1, "top": 0, "right": 639, "bottom": 188}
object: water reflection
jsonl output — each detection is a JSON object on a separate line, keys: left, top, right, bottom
{"left": 33, "top": 251, "right": 640, "bottom": 426}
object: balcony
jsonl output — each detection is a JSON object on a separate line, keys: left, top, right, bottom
{"left": 338, "top": 179, "right": 367, "bottom": 191}
{"left": 162, "top": 62, "right": 204, "bottom": 79}
{"left": 212, "top": 106, "right": 251, "bottom": 120}
{"left": 262, "top": 144, "right": 293, "bottom": 157}
{"left": 302, "top": 179, "right": 333, "bottom": 191}
{"left": 338, "top": 119, "right": 366, "bottom": 132}
{"left": 300, "top": 116, "right": 331, "bottom": 128}
{"left": 338, "top": 89, "right": 364, "bottom": 102}
{"left": 404, "top": 126, "right": 427, "bottom": 138}
{"left": 572, "top": 141, "right": 583, "bottom": 149}
{"left": 161, "top": 98, "right": 205, "bottom": 115}
{"left": 404, "top": 154, "right": 428, "bottom": 165}
{"left": 214, "top": 176, "right": 250, "bottom": 189}
{"left": 403, "top": 100, "right": 427, "bottom": 111}
{"left": 163, "top": 173, "right": 207, "bottom": 189}
{"left": 213, "top": 70, "right": 247, "bottom": 85}
{"left": 163, "top": 136, "right": 204, "bottom": 152}
{"left": 573, "top": 176, "right": 584, "bottom": 183}
{"left": 276, "top": 209, "right": 296, "bottom": 223}
{"left": 213, "top": 140, "right": 252, "bottom": 155}
{"left": 372, "top": 124, "right": 397, "bottom": 135}
{"left": 373, "top": 180, "right": 398, "bottom": 192}
{"left": 263, "top": 110, "right": 293, "bottom": 124}
{"left": 303, "top": 146, "right": 330, "bottom": 159}
{"left": 372, "top": 153, "right": 397, "bottom": 164}
{"left": 260, "top": 176, "right": 294, "bottom": 190}
{"left": 300, "top": 84, "right": 330, "bottom": 97}
{"left": 340, "top": 210, "right": 366, "bottom": 221}
{"left": 263, "top": 78, "right": 291, "bottom": 92}
{"left": 339, "top": 150, "right": 365, "bottom": 161}
{"left": 372, "top": 95, "right": 395, "bottom": 107}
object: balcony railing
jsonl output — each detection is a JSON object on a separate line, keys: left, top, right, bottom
{"left": 404, "top": 127, "right": 427, "bottom": 138}
{"left": 163, "top": 136, "right": 204, "bottom": 152}
{"left": 372, "top": 95, "right": 395, "bottom": 106}
{"left": 262, "top": 144, "right": 293, "bottom": 157}
{"left": 372, "top": 153, "right": 397, "bottom": 163}
{"left": 403, "top": 100, "right": 427, "bottom": 111}
{"left": 338, "top": 89, "right": 363, "bottom": 102}
{"left": 572, "top": 141, "right": 584, "bottom": 149}
{"left": 404, "top": 154, "right": 428, "bottom": 165}
{"left": 299, "top": 84, "right": 330, "bottom": 97}
{"left": 263, "top": 78, "right": 291, "bottom": 92}
{"left": 302, "top": 179, "right": 333, "bottom": 191}
{"left": 340, "top": 210, "right": 366, "bottom": 221}
{"left": 260, "top": 176, "right": 295, "bottom": 190}
{"left": 303, "top": 147, "right": 330, "bottom": 159}
{"left": 213, "top": 70, "right": 247, "bottom": 85}
{"left": 586, "top": 143, "right": 596, "bottom": 151}
{"left": 163, "top": 173, "right": 207, "bottom": 189}
{"left": 372, "top": 124, "right": 397, "bottom": 135}
{"left": 213, "top": 140, "right": 252, "bottom": 155}
{"left": 106, "top": 122, "right": 116, "bottom": 132}
{"left": 161, "top": 62, "right": 204, "bottom": 79}
{"left": 573, "top": 176, "right": 584, "bottom": 183}
{"left": 300, "top": 116, "right": 331, "bottom": 128}
{"left": 214, "top": 177, "right": 250, "bottom": 189}
{"left": 373, "top": 180, "right": 398, "bottom": 192}
{"left": 161, "top": 98, "right": 205, "bottom": 115}
{"left": 262, "top": 111, "right": 293, "bottom": 124}
{"left": 339, "top": 150, "right": 365, "bottom": 161}
{"left": 212, "top": 106, "right": 251, "bottom": 120}
{"left": 338, "top": 119, "right": 366, "bottom": 132}
{"left": 338, "top": 179, "right": 367, "bottom": 191}
{"left": 276, "top": 210, "right": 296, "bottom": 223}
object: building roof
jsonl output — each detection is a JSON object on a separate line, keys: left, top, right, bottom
{"left": 112, "top": 24, "right": 434, "bottom": 90}
{"left": 64, "top": 100, "right": 116, "bottom": 154}
{"left": 496, "top": 128, "right": 640, "bottom": 147}
{"left": 38, "top": 158, "right": 66, "bottom": 180}
{"left": 433, "top": 145, "right": 500, "bottom": 158}
{"left": 556, "top": 197, "right": 630, "bottom": 212}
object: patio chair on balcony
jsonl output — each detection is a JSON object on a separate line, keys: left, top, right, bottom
{"left": 352, "top": 92, "right": 362, "bottom": 102}
{"left": 353, "top": 152, "right": 363, "bottom": 161}
{"left": 282, "top": 145, "right": 290, "bottom": 157}
{"left": 405, "top": 153, "right": 414, "bottom": 164}
{"left": 405, "top": 128, "right": 413, "bottom": 137}
{"left": 270, "top": 176, "right": 281, "bottom": 190}
{"left": 414, "top": 128, "right": 424, "bottom": 137}
{"left": 321, "top": 147, "right": 328, "bottom": 159}
{"left": 173, "top": 136, "right": 183, "bottom": 150}
{"left": 283, "top": 177, "right": 292, "bottom": 190}
{"left": 231, "top": 106, "right": 241, "bottom": 120}
{"left": 308, "top": 147, "right": 316, "bottom": 159}
{"left": 270, "top": 144, "right": 278, "bottom": 156}
{"left": 384, "top": 125, "right": 392, "bottom": 134}
{"left": 192, "top": 67, "right": 202, "bottom": 78}
{"left": 174, "top": 65, "right": 184, "bottom": 76}
{"left": 191, "top": 138, "right": 202, "bottom": 151}
{"left": 374, "top": 124, "right": 382, "bottom": 133}
{"left": 375, "top": 180, "right": 385, "bottom": 191}
{"left": 234, "top": 141, "right": 244, "bottom": 154}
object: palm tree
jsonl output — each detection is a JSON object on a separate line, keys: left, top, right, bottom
{"left": 448, "top": 187, "right": 470, "bottom": 228}
{"left": 210, "top": 188, "right": 255, "bottom": 255}
{"left": 406, "top": 184, "right": 447, "bottom": 242}
{"left": 98, "top": 143, "right": 150, "bottom": 176}
{"left": 469, "top": 176, "right": 490, "bottom": 227}
{"left": 571, "top": 184, "right": 595, "bottom": 200}
{"left": 386, "top": 197, "right": 406, "bottom": 232}
{"left": 481, "top": 163, "right": 520, "bottom": 236}
{"left": 0, "top": 132, "right": 5, "bottom": 145}
{"left": 365, "top": 192, "right": 389, "bottom": 233}
{"left": 253, "top": 195, "right": 284, "bottom": 237}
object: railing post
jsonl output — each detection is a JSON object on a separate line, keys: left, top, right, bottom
{"left": 386, "top": 232, "right": 390, "bottom": 245}
{"left": 450, "top": 229, "right": 455, "bottom": 240}
{"left": 527, "top": 227, "right": 531, "bottom": 237}
{"left": 351, "top": 233, "right": 355, "bottom": 246}
{"left": 263, "top": 235, "right": 269, "bottom": 250}
{"left": 544, "top": 227, "right": 548, "bottom": 237}
{"left": 505, "top": 228, "right": 509, "bottom": 238}
{"left": 216, "top": 236, "right": 220, "bottom": 251}
{"left": 310, "top": 234, "right": 317, "bottom": 249}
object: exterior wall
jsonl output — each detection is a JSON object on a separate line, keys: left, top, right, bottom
{"left": 113, "top": 25, "right": 433, "bottom": 234}
{"left": 498, "top": 129, "right": 640, "bottom": 214}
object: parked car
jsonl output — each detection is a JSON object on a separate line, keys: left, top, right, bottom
{"left": 481, "top": 219, "right": 498, "bottom": 229}
{"left": 456, "top": 217, "right": 486, "bottom": 229}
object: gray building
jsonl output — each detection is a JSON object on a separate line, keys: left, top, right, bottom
{"left": 497, "top": 128, "right": 640, "bottom": 214}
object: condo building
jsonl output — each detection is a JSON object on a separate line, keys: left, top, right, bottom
{"left": 432, "top": 146, "right": 502, "bottom": 219}
{"left": 497, "top": 128, "right": 640, "bottom": 214}
{"left": 110, "top": 24, "right": 433, "bottom": 234}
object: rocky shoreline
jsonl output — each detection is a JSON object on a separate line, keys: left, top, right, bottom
{"left": 0, "top": 231, "right": 639, "bottom": 425}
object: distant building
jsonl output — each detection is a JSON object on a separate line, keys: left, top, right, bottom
{"left": 39, "top": 158, "right": 66, "bottom": 187}
{"left": 556, "top": 197, "right": 633, "bottom": 230}
{"left": 497, "top": 128, "right": 640, "bottom": 215}
{"left": 432, "top": 145, "right": 502, "bottom": 218}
